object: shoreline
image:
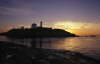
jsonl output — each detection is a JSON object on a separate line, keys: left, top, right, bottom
{"left": 0, "top": 41, "right": 99, "bottom": 64}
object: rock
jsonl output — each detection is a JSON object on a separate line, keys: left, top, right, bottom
{"left": 0, "top": 41, "right": 99, "bottom": 64}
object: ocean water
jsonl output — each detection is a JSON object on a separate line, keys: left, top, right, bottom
{"left": 0, "top": 36, "right": 100, "bottom": 60}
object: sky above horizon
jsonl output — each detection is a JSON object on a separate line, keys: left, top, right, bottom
{"left": 0, "top": 0, "right": 100, "bottom": 36}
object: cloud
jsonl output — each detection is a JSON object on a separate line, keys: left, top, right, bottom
{"left": 0, "top": 7, "right": 35, "bottom": 16}
{"left": 0, "top": 0, "right": 41, "bottom": 16}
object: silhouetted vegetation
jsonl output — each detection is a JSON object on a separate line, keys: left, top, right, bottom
{"left": 3, "top": 27, "right": 77, "bottom": 38}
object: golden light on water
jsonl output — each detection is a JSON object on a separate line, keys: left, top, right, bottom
{"left": 63, "top": 38, "right": 82, "bottom": 51}
{"left": 52, "top": 38, "right": 84, "bottom": 51}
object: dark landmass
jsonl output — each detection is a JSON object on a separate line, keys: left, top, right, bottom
{"left": 0, "top": 27, "right": 77, "bottom": 38}
{"left": 0, "top": 41, "right": 99, "bottom": 64}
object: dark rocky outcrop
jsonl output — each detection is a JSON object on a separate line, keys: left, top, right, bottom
{"left": 0, "top": 41, "right": 99, "bottom": 64}
{"left": 2, "top": 27, "right": 77, "bottom": 38}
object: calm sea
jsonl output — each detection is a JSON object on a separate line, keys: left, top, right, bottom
{"left": 0, "top": 36, "right": 100, "bottom": 60}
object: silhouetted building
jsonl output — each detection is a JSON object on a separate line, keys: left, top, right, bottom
{"left": 31, "top": 23, "right": 37, "bottom": 28}
{"left": 20, "top": 26, "right": 24, "bottom": 29}
{"left": 40, "top": 21, "right": 43, "bottom": 28}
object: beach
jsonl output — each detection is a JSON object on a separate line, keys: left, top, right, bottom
{"left": 0, "top": 41, "right": 99, "bottom": 64}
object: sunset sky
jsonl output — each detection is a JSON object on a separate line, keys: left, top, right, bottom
{"left": 0, "top": 0, "right": 100, "bottom": 36}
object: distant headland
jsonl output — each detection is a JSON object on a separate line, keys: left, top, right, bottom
{"left": 0, "top": 21, "right": 77, "bottom": 38}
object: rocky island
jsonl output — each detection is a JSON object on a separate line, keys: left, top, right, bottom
{"left": 1, "top": 21, "right": 77, "bottom": 38}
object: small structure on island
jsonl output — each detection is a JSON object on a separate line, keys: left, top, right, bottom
{"left": 31, "top": 20, "right": 43, "bottom": 28}
{"left": 31, "top": 23, "right": 37, "bottom": 28}
{"left": 40, "top": 20, "right": 43, "bottom": 28}
{"left": 20, "top": 26, "right": 25, "bottom": 29}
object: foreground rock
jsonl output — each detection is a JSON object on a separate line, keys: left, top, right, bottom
{"left": 0, "top": 41, "right": 99, "bottom": 64}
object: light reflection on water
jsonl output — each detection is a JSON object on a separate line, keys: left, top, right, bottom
{"left": 0, "top": 36, "right": 100, "bottom": 60}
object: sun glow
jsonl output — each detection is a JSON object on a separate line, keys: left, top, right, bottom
{"left": 53, "top": 21, "right": 100, "bottom": 36}
{"left": 53, "top": 21, "right": 84, "bottom": 33}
